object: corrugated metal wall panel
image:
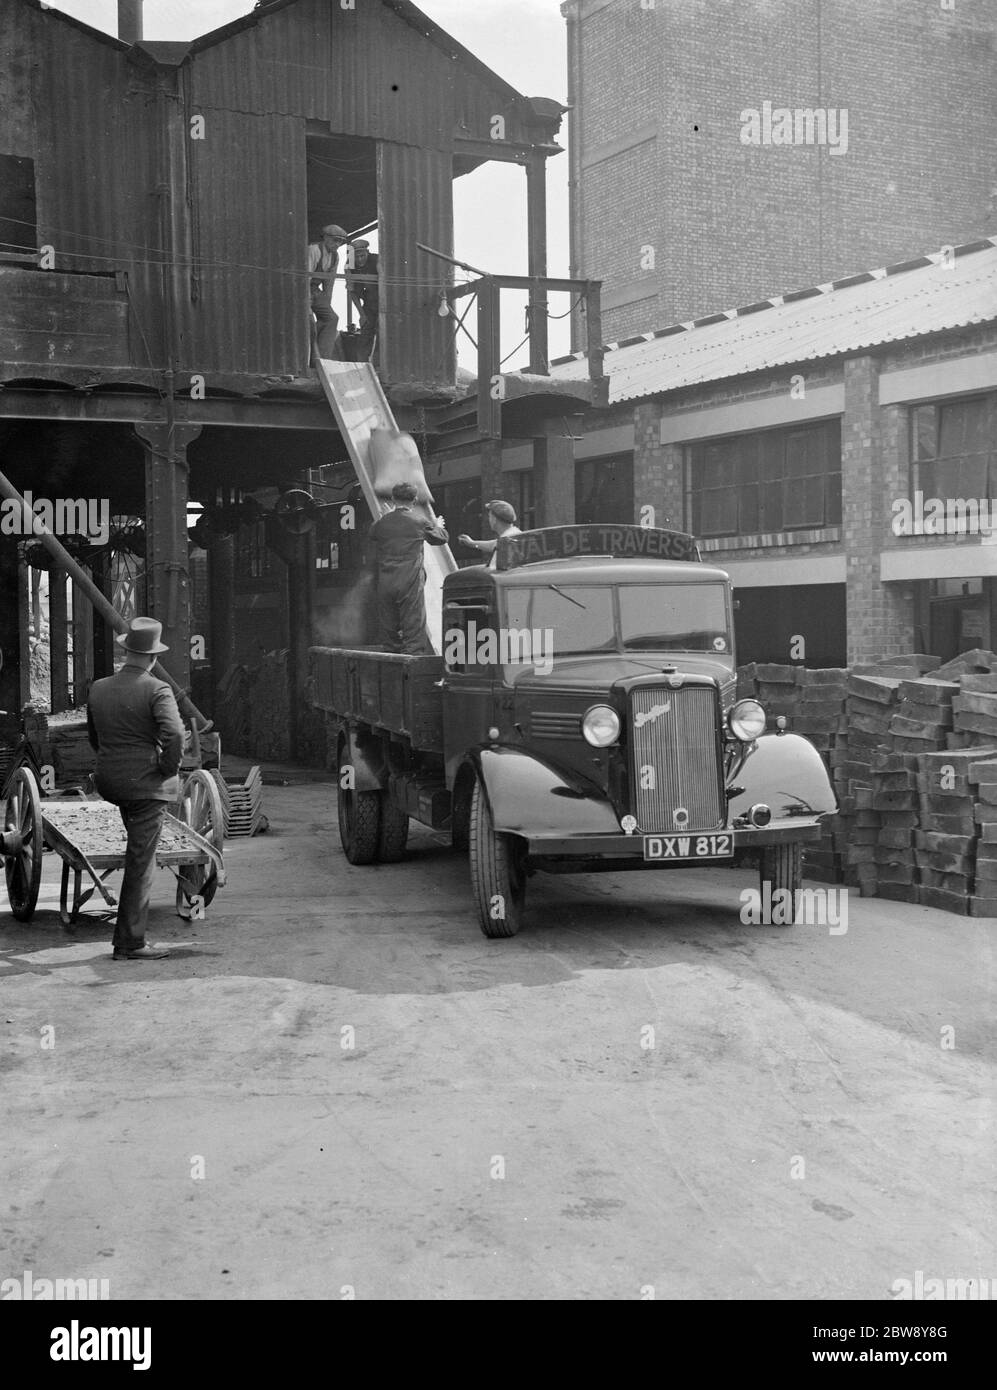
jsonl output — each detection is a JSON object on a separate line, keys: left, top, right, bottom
{"left": 184, "top": 109, "right": 307, "bottom": 377}
{"left": 190, "top": 0, "right": 456, "bottom": 154}
{"left": 378, "top": 143, "right": 454, "bottom": 389}
{"left": 12, "top": 6, "right": 165, "bottom": 367}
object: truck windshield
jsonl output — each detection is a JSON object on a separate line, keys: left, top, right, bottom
{"left": 619, "top": 583, "right": 730, "bottom": 652}
{"left": 503, "top": 582, "right": 730, "bottom": 656}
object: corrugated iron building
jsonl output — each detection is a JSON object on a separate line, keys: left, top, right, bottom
{"left": 0, "top": 0, "right": 598, "bottom": 756}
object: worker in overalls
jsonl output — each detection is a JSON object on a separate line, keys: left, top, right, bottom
{"left": 369, "top": 484, "right": 448, "bottom": 654}
{"left": 308, "top": 224, "right": 350, "bottom": 361}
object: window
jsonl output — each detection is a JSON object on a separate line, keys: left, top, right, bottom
{"left": 911, "top": 395, "right": 997, "bottom": 502}
{"left": 0, "top": 154, "right": 36, "bottom": 259}
{"left": 688, "top": 420, "right": 841, "bottom": 538}
{"left": 575, "top": 453, "right": 634, "bottom": 526}
{"left": 443, "top": 592, "right": 492, "bottom": 672}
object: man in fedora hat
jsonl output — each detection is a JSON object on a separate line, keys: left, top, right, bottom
{"left": 86, "top": 617, "right": 186, "bottom": 960}
{"left": 307, "top": 223, "right": 351, "bottom": 361}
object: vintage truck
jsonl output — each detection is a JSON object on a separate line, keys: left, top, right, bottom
{"left": 310, "top": 524, "right": 837, "bottom": 936}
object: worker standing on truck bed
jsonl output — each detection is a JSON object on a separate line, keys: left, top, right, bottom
{"left": 369, "top": 483, "right": 449, "bottom": 654}
{"left": 459, "top": 499, "right": 522, "bottom": 569}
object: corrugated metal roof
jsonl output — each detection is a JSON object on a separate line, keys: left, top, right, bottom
{"left": 551, "top": 238, "right": 997, "bottom": 404}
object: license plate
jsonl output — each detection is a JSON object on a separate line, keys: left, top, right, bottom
{"left": 643, "top": 832, "right": 733, "bottom": 861}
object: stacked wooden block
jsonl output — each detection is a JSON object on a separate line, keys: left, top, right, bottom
{"left": 736, "top": 663, "right": 799, "bottom": 723}
{"left": 970, "top": 758, "right": 997, "bottom": 916}
{"left": 795, "top": 669, "right": 848, "bottom": 882}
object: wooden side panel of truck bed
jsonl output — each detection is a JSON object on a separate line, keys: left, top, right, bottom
{"left": 310, "top": 647, "right": 445, "bottom": 753}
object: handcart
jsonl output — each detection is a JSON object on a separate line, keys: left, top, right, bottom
{"left": 1, "top": 767, "right": 225, "bottom": 927}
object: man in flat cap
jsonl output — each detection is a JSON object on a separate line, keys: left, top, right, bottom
{"left": 370, "top": 484, "right": 449, "bottom": 653}
{"left": 459, "top": 499, "right": 522, "bottom": 570}
{"left": 308, "top": 224, "right": 351, "bottom": 361}
{"left": 87, "top": 618, "right": 186, "bottom": 960}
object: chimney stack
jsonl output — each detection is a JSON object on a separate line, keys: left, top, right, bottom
{"left": 117, "top": 0, "right": 144, "bottom": 46}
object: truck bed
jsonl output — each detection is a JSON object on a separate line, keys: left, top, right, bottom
{"left": 310, "top": 647, "right": 445, "bottom": 753}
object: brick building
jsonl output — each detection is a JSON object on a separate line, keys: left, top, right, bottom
{"left": 444, "top": 236, "right": 997, "bottom": 668}
{"left": 561, "top": 0, "right": 997, "bottom": 343}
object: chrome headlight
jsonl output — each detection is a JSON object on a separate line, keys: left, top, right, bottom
{"left": 582, "top": 704, "right": 621, "bottom": 747}
{"left": 728, "top": 698, "right": 766, "bottom": 742}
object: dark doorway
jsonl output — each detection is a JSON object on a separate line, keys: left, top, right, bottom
{"left": 734, "top": 583, "right": 846, "bottom": 667}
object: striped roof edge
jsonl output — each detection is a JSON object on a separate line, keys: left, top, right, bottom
{"left": 551, "top": 235, "right": 997, "bottom": 367}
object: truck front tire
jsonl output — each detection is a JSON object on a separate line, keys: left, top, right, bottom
{"left": 758, "top": 841, "right": 802, "bottom": 921}
{"left": 469, "top": 776, "right": 527, "bottom": 938}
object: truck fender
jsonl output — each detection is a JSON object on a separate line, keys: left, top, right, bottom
{"left": 726, "top": 732, "right": 837, "bottom": 824}
{"left": 337, "top": 724, "right": 387, "bottom": 792}
{"left": 474, "top": 747, "right": 620, "bottom": 838}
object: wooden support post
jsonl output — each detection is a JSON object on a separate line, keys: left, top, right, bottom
{"left": 208, "top": 535, "right": 236, "bottom": 724}
{"left": 477, "top": 278, "right": 502, "bottom": 440}
{"left": 90, "top": 552, "right": 115, "bottom": 680}
{"left": 17, "top": 549, "right": 32, "bottom": 711}
{"left": 478, "top": 437, "right": 506, "bottom": 513}
{"left": 584, "top": 282, "right": 604, "bottom": 394}
{"left": 71, "top": 576, "right": 94, "bottom": 706}
{"left": 525, "top": 153, "right": 550, "bottom": 376}
{"left": 49, "top": 567, "right": 70, "bottom": 711}
{"left": 134, "top": 422, "right": 202, "bottom": 689}
{"left": 534, "top": 434, "right": 576, "bottom": 528}
{"left": 285, "top": 530, "right": 316, "bottom": 762}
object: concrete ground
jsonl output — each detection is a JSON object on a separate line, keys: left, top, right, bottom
{"left": 1, "top": 761, "right": 994, "bottom": 1301}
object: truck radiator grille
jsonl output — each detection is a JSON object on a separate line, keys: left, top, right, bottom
{"left": 629, "top": 685, "right": 723, "bottom": 833}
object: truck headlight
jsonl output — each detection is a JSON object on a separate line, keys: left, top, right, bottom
{"left": 582, "top": 705, "right": 620, "bottom": 747}
{"left": 728, "top": 699, "right": 766, "bottom": 742}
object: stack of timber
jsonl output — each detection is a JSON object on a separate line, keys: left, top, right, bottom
{"left": 738, "top": 649, "right": 997, "bottom": 914}
{"left": 743, "top": 663, "right": 799, "bottom": 723}
{"left": 795, "top": 668, "right": 848, "bottom": 883}
{"left": 970, "top": 757, "right": 997, "bottom": 916}
{"left": 914, "top": 749, "right": 997, "bottom": 913}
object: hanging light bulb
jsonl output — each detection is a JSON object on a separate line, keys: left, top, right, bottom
{"left": 437, "top": 289, "right": 451, "bottom": 318}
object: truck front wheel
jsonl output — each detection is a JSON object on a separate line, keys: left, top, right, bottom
{"left": 338, "top": 749, "right": 382, "bottom": 865}
{"left": 469, "top": 776, "right": 527, "bottom": 938}
{"left": 758, "top": 841, "right": 802, "bottom": 922}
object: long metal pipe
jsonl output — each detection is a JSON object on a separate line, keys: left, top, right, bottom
{"left": 0, "top": 469, "right": 210, "bottom": 730}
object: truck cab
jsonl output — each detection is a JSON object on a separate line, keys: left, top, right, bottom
{"left": 311, "top": 524, "right": 837, "bottom": 937}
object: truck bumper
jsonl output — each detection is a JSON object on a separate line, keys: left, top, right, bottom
{"left": 524, "top": 819, "right": 824, "bottom": 860}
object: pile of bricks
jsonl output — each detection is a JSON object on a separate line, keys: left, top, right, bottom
{"left": 737, "top": 647, "right": 997, "bottom": 915}
{"left": 736, "top": 663, "right": 799, "bottom": 723}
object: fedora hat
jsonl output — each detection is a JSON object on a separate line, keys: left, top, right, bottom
{"left": 115, "top": 616, "right": 169, "bottom": 654}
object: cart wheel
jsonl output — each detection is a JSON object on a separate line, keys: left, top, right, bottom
{"left": 175, "top": 769, "right": 224, "bottom": 919}
{"left": 3, "top": 767, "right": 43, "bottom": 922}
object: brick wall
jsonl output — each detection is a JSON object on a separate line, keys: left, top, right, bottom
{"left": 566, "top": 0, "right": 997, "bottom": 344}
